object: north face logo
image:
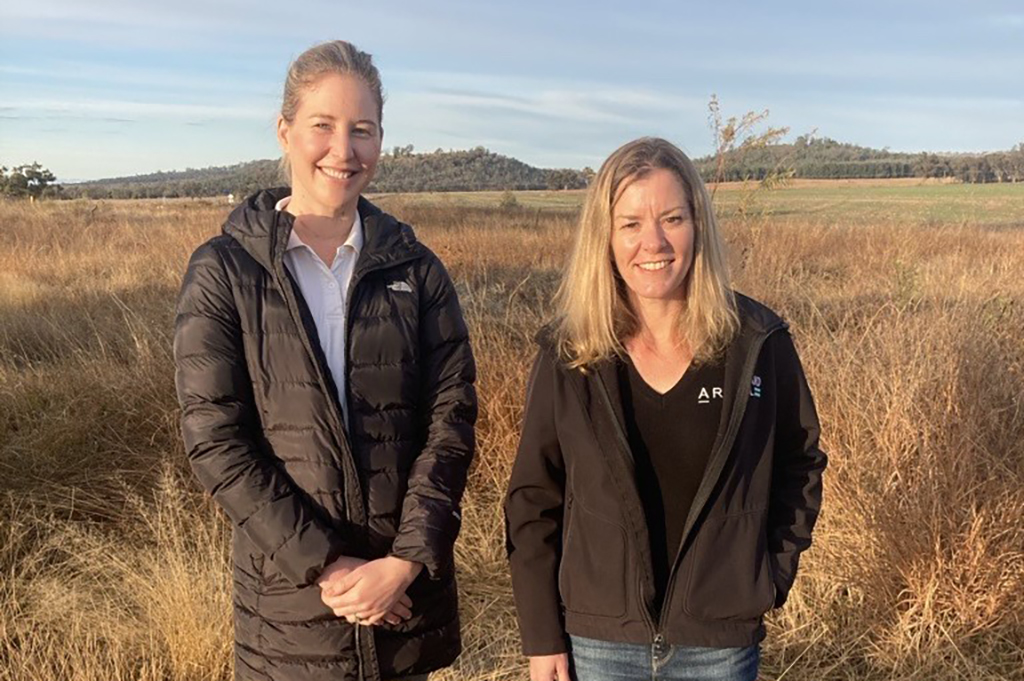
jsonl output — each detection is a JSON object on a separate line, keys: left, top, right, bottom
{"left": 387, "top": 281, "right": 413, "bottom": 293}
{"left": 750, "top": 375, "right": 762, "bottom": 398}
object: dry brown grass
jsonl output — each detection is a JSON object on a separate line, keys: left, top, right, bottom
{"left": 1, "top": 191, "right": 1022, "bottom": 680}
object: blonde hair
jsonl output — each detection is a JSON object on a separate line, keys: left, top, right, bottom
{"left": 278, "top": 40, "right": 384, "bottom": 182}
{"left": 553, "top": 137, "right": 738, "bottom": 368}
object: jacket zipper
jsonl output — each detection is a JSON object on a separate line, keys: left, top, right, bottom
{"left": 272, "top": 234, "right": 368, "bottom": 530}
{"left": 342, "top": 252, "right": 425, "bottom": 513}
{"left": 272, "top": 211, "right": 418, "bottom": 681}
{"left": 271, "top": 208, "right": 423, "bottom": 530}
{"left": 342, "top": 252, "right": 423, "bottom": 681}
{"left": 564, "top": 493, "right": 575, "bottom": 545}
{"left": 558, "top": 492, "right": 575, "bottom": 594}
{"left": 655, "top": 324, "right": 784, "bottom": 637}
{"left": 593, "top": 324, "right": 784, "bottom": 643}
{"left": 592, "top": 374, "right": 659, "bottom": 636}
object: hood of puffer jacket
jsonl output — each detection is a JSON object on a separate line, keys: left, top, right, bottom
{"left": 222, "top": 188, "right": 429, "bottom": 275}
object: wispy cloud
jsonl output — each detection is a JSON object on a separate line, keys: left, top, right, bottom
{"left": 1, "top": 0, "right": 255, "bottom": 34}
{"left": 769, "top": 92, "right": 1024, "bottom": 153}
{"left": 0, "top": 0, "right": 477, "bottom": 52}
{"left": 5, "top": 98, "right": 273, "bottom": 121}
{"left": 0, "top": 63, "right": 271, "bottom": 96}
{"left": 378, "top": 71, "right": 710, "bottom": 168}
{"left": 394, "top": 71, "right": 704, "bottom": 126}
{"left": 699, "top": 52, "right": 1024, "bottom": 83}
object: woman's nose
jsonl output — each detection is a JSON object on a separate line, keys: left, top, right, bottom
{"left": 640, "top": 223, "right": 669, "bottom": 251}
{"left": 330, "top": 131, "right": 355, "bottom": 158}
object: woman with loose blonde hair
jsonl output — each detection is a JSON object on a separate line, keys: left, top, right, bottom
{"left": 555, "top": 137, "right": 738, "bottom": 368}
{"left": 507, "top": 137, "right": 826, "bottom": 681}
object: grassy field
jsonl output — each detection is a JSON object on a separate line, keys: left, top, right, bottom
{"left": 1, "top": 180, "right": 1023, "bottom": 680}
{"left": 378, "top": 180, "right": 1024, "bottom": 226}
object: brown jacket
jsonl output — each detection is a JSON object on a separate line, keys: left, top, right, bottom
{"left": 505, "top": 294, "right": 825, "bottom": 654}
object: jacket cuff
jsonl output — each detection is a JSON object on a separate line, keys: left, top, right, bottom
{"left": 514, "top": 597, "right": 569, "bottom": 656}
{"left": 769, "top": 550, "right": 799, "bottom": 609}
{"left": 520, "top": 630, "right": 570, "bottom": 656}
{"left": 388, "top": 542, "right": 452, "bottom": 581}
{"left": 265, "top": 523, "right": 344, "bottom": 588}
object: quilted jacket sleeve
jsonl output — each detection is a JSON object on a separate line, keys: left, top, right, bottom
{"left": 767, "top": 330, "right": 827, "bottom": 607}
{"left": 503, "top": 348, "right": 569, "bottom": 656}
{"left": 174, "top": 241, "right": 344, "bottom": 588}
{"left": 388, "top": 254, "right": 477, "bottom": 580}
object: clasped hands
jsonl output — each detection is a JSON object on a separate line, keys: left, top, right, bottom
{"left": 317, "top": 555, "right": 423, "bottom": 627}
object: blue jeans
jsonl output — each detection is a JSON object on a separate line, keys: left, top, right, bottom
{"left": 569, "top": 635, "right": 759, "bottom": 681}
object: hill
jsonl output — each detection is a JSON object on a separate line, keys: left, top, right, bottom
{"left": 59, "top": 139, "right": 1024, "bottom": 200}
{"left": 63, "top": 147, "right": 588, "bottom": 200}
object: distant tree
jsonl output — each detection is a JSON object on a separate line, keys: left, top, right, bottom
{"left": 0, "top": 162, "right": 59, "bottom": 199}
{"left": 1010, "top": 143, "right": 1024, "bottom": 182}
{"left": 545, "top": 168, "right": 587, "bottom": 190}
{"left": 499, "top": 190, "right": 520, "bottom": 210}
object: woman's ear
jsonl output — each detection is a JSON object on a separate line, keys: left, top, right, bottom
{"left": 276, "top": 115, "right": 290, "bottom": 154}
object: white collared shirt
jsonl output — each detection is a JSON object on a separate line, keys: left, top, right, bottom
{"left": 276, "top": 196, "right": 363, "bottom": 424}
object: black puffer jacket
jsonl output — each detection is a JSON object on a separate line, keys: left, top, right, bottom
{"left": 174, "top": 189, "right": 476, "bottom": 681}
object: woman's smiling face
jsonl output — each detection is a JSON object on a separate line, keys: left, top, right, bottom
{"left": 276, "top": 73, "right": 382, "bottom": 217}
{"left": 610, "top": 167, "right": 695, "bottom": 305}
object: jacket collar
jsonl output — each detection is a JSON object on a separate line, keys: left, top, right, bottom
{"left": 537, "top": 292, "right": 786, "bottom": 436}
{"left": 222, "top": 188, "right": 427, "bottom": 278}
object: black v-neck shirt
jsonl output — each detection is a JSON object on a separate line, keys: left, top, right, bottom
{"left": 618, "top": 355, "right": 725, "bottom": 614}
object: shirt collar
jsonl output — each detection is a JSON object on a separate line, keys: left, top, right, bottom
{"left": 277, "top": 195, "right": 364, "bottom": 256}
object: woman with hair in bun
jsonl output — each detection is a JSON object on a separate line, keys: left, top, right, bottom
{"left": 174, "top": 41, "right": 476, "bottom": 681}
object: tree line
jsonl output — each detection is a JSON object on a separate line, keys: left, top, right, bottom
{"left": 694, "top": 137, "right": 1024, "bottom": 184}
{"left": 5, "top": 140, "right": 1023, "bottom": 202}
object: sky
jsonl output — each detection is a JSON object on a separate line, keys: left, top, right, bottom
{"left": 1, "top": 0, "right": 1021, "bottom": 182}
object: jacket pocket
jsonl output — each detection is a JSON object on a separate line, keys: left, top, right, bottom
{"left": 558, "top": 495, "right": 628, "bottom": 618}
{"left": 683, "top": 509, "right": 775, "bottom": 621}
{"left": 231, "top": 528, "right": 265, "bottom": 589}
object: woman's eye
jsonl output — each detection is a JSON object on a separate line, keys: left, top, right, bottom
{"left": 353, "top": 128, "right": 373, "bottom": 138}
{"left": 314, "top": 122, "right": 332, "bottom": 131}
{"left": 666, "top": 215, "right": 684, "bottom": 224}
{"left": 621, "top": 222, "right": 639, "bottom": 230}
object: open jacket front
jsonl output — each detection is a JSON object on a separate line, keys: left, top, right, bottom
{"left": 174, "top": 189, "right": 477, "bottom": 681}
{"left": 505, "top": 294, "right": 826, "bottom": 655}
